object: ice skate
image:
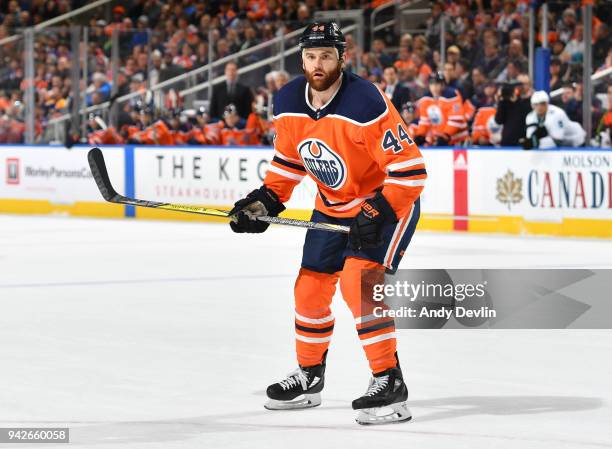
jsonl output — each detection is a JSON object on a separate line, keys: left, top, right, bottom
{"left": 352, "top": 366, "right": 412, "bottom": 425}
{"left": 264, "top": 355, "right": 326, "bottom": 410}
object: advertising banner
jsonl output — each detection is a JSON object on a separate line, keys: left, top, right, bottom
{"left": 133, "top": 147, "right": 318, "bottom": 211}
{"left": 468, "top": 150, "right": 612, "bottom": 221}
{"left": 0, "top": 146, "right": 124, "bottom": 206}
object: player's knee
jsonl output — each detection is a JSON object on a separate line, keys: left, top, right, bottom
{"left": 339, "top": 257, "right": 385, "bottom": 317}
{"left": 294, "top": 268, "right": 338, "bottom": 314}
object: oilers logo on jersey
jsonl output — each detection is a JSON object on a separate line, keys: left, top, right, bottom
{"left": 426, "top": 104, "right": 443, "bottom": 125}
{"left": 297, "top": 138, "right": 347, "bottom": 190}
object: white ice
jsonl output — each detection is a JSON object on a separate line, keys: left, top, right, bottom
{"left": 1, "top": 214, "right": 611, "bottom": 449}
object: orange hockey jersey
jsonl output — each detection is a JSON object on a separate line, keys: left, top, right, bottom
{"left": 471, "top": 106, "right": 502, "bottom": 145}
{"left": 265, "top": 71, "right": 426, "bottom": 219}
{"left": 415, "top": 88, "right": 469, "bottom": 145}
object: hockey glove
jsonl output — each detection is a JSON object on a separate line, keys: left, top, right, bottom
{"left": 534, "top": 125, "right": 548, "bottom": 139}
{"left": 521, "top": 137, "right": 534, "bottom": 150}
{"left": 435, "top": 134, "right": 450, "bottom": 146}
{"left": 229, "top": 185, "right": 286, "bottom": 233}
{"left": 349, "top": 192, "right": 397, "bottom": 250}
{"left": 413, "top": 135, "right": 426, "bottom": 146}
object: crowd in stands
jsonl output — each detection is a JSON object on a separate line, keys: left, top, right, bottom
{"left": 0, "top": 0, "right": 610, "bottom": 147}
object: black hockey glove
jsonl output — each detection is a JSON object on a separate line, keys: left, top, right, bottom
{"left": 435, "top": 134, "right": 450, "bottom": 146}
{"left": 349, "top": 192, "right": 397, "bottom": 250}
{"left": 521, "top": 137, "right": 534, "bottom": 150}
{"left": 534, "top": 125, "right": 548, "bottom": 139}
{"left": 413, "top": 135, "right": 426, "bottom": 146}
{"left": 229, "top": 185, "right": 285, "bottom": 233}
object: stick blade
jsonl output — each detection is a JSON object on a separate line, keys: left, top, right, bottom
{"left": 88, "top": 147, "right": 118, "bottom": 201}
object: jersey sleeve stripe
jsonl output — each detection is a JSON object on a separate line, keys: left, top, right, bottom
{"left": 387, "top": 168, "right": 427, "bottom": 178}
{"left": 386, "top": 158, "right": 425, "bottom": 172}
{"left": 267, "top": 164, "right": 306, "bottom": 181}
{"left": 331, "top": 195, "right": 375, "bottom": 212}
{"left": 384, "top": 179, "right": 426, "bottom": 187}
{"left": 272, "top": 156, "right": 306, "bottom": 172}
{"left": 273, "top": 150, "right": 302, "bottom": 164}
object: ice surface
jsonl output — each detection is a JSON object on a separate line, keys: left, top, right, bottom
{"left": 1, "top": 215, "right": 611, "bottom": 449}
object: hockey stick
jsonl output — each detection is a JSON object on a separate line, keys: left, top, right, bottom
{"left": 87, "top": 148, "right": 350, "bottom": 234}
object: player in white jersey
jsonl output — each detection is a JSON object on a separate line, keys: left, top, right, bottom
{"left": 524, "top": 90, "right": 586, "bottom": 149}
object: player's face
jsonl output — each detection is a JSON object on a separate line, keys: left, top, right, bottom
{"left": 302, "top": 48, "right": 342, "bottom": 91}
{"left": 429, "top": 81, "right": 443, "bottom": 97}
{"left": 534, "top": 102, "right": 548, "bottom": 116}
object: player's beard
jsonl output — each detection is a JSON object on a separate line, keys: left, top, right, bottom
{"left": 304, "top": 62, "right": 343, "bottom": 92}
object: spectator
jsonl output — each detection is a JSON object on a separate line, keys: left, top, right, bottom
{"left": 382, "top": 66, "right": 411, "bottom": 111}
{"left": 442, "top": 61, "right": 458, "bottom": 90}
{"left": 160, "top": 50, "right": 185, "bottom": 86}
{"left": 86, "top": 72, "right": 111, "bottom": 106}
{"left": 593, "top": 24, "right": 611, "bottom": 69}
{"left": 446, "top": 45, "right": 461, "bottom": 65}
{"left": 131, "top": 15, "right": 150, "bottom": 48}
{"left": 455, "top": 58, "right": 473, "bottom": 100}
{"left": 562, "top": 24, "right": 585, "bottom": 63}
{"left": 495, "top": 59, "right": 522, "bottom": 83}
{"left": 478, "top": 44, "right": 505, "bottom": 80}
{"left": 370, "top": 39, "right": 394, "bottom": 68}
{"left": 425, "top": 1, "right": 444, "bottom": 49}
{"left": 495, "top": 0, "right": 520, "bottom": 41}
{"left": 524, "top": 90, "right": 585, "bottom": 149}
{"left": 273, "top": 70, "right": 290, "bottom": 91}
{"left": 495, "top": 73, "right": 532, "bottom": 146}
{"left": 506, "top": 38, "right": 528, "bottom": 70}
{"left": 469, "top": 67, "right": 487, "bottom": 105}
{"left": 554, "top": 83, "right": 580, "bottom": 123}
{"left": 457, "top": 28, "right": 479, "bottom": 64}
{"left": 549, "top": 58, "right": 564, "bottom": 92}
{"left": 209, "top": 61, "right": 254, "bottom": 120}
{"left": 393, "top": 46, "right": 412, "bottom": 80}
{"left": 595, "top": 84, "right": 612, "bottom": 147}
{"left": 556, "top": 8, "right": 577, "bottom": 44}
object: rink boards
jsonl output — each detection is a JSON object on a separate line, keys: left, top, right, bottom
{"left": 0, "top": 144, "right": 611, "bottom": 238}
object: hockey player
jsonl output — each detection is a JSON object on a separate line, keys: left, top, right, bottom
{"left": 400, "top": 101, "right": 419, "bottom": 139}
{"left": 524, "top": 90, "right": 586, "bottom": 149}
{"left": 471, "top": 106, "right": 502, "bottom": 146}
{"left": 228, "top": 22, "right": 426, "bottom": 425}
{"left": 414, "top": 72, "right": 468, "bottom": 146}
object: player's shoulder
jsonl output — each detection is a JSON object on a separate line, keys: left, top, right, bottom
{"left": 547, "top": 104, "right": 564, "bottom": 116}
{"left": 273, "top": 76, "right": 309, "bottom": 117}
{"left": 440, "top": 87, "right": 461, "bottom": 100}
{"left": 525, "top": 110, "right": 537, "bottom": 122}
{"left": 477, "top": 106, "right": 496, "bottom": 114}
{"left": 332, "top": 72, "right": 388, "bottom": 125}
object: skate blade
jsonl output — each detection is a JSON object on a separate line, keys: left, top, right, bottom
{"left": 264, "top": 393, "right": 321, "bottom": 410}
{"left": 355, "top": 402, "right": 412, "bottom": 425}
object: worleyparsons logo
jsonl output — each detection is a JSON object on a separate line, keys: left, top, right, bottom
{"left": 6, "top": 158, "right": 19, "bottom": 185}
{"left": 297, "top": 138, "right": 347, "bottom": 190}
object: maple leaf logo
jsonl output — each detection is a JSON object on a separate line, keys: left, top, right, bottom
{"left": 496, "top": 169, "right": 523, "bottom": 210}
